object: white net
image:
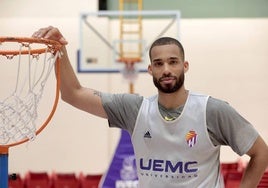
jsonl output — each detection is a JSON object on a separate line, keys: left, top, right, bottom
{"left": 0, "top": 38, "right": 61, "bottom": 145}
{"left": 120, "top": 63, "right": 139, "bottom": 84}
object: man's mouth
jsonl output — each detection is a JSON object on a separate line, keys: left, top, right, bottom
{"left": 160, "top": 77, "right": 175, "bottom": 84}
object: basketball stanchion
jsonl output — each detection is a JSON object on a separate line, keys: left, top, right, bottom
{"left": 0, "top": 37, "right": 62, "bottom": 188}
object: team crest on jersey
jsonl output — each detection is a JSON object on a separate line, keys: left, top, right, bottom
{"left": 185, "top": 130, "right": 198, "bottom": 147}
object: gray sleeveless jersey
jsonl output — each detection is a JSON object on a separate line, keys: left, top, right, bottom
{"left": 133, "top": 92, "right": 224, "bottom": 187}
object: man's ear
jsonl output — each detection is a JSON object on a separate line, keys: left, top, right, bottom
{"left": 148, "top": 64, "right": 152, "bottom": 76}
{"left": 184, "top": 61, "right": 189, "bottom": 73}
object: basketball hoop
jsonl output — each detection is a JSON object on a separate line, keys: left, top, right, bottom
{"left": 0, "top": 37, "right": 62, "bottom": 188}
{"left": 0, "top": 37, "right": 62, "bottom": 149}
{"left": 121, "top": 63, "right": 139, "bottom": 84}
{"left": 117, "top": 58, "right": 142, "bottom": 84}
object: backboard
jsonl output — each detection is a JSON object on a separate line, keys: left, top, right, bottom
{"left": 78, "top": 10, "right": 180, "bottom": 73}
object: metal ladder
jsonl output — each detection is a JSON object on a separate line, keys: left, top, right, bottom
{"left": 118, "top": 0, "right": 143, "bottom": 93}
{"left": 118, "top": 0, "right": 143, "bottom": 62}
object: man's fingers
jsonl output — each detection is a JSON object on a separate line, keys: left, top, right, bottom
{"left": 32, "top": 26, "right": 68, "bottom": 45}
{"left": 32, "top": 26, "right": 53, "bottom": 38}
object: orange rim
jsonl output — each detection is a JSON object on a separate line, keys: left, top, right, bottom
{"left": 117, "top": 57, "right": 142, "bottom": 64}
{"left": 0, "top": 37, "right": 62, "bottom": 56}
{"left": 0, "top": 37, "right": 62, "bottom": 152}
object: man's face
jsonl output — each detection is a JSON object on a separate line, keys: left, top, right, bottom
{"left": 148, "top": 44, "right": 188, "bottom": 94}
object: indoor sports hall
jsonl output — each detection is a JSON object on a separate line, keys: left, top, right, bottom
{"left": 1, "top": 0, "right": 268, "bottom": 187}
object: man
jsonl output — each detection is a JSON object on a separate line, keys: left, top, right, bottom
{"left": 33, "top": 26, "right": 268, "bottom": 187}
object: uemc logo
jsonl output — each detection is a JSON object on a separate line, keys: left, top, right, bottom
{"left": 139, "top": 158, "right": 198, "bottom": 173}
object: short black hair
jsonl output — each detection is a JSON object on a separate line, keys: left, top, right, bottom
{"left": 149, "top": 37, "right": 185, "bottom": 61}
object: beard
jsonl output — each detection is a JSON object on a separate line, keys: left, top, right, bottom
{"left": 153, "top": 73, "right": 185, "bottom": 94}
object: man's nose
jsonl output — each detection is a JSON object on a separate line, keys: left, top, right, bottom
{"left": 163, "top": 63, "right": 171, "bottom": 75}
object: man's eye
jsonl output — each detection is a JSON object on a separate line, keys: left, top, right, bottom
{"left": 169, "top": 60, "right": 178, "bottom": 65}
{"left": 154, "top": 62, "right": 162, "bottom": 67}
